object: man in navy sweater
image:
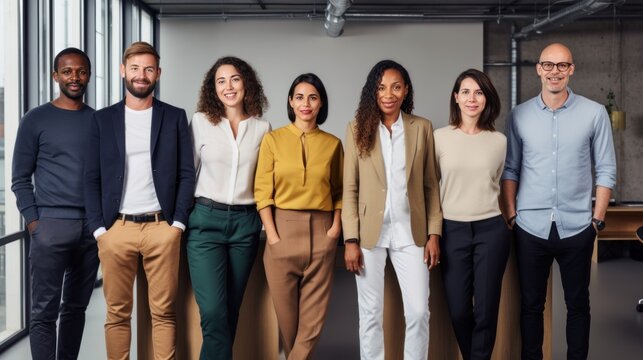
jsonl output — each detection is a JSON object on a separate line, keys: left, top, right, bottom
{"left": 11, "top": 48, "right": 99, "bottom": 360}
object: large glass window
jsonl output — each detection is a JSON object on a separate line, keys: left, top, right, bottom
{"left": 110, "top": 0, "right": 122, "bottom": 104}
{"left": 95, "top": 0, "right": 108, "bottom": 108}
{"left": 1, "top": 0, "right": 27, "bottom": 346}
{"left": 140, "top": 9, "right": 152, "bottom": 43}
{"left": 0, "top": 0, "right": 6, "bottom": 236}
{"left": 130, "top": 2, "right": 139, "bottom": 41}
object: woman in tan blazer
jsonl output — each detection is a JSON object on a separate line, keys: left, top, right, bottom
{"left": 342, "top": 60, "right": 442, "bottom": 360}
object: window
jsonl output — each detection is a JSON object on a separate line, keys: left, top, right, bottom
{"left": 140, "top": 9, "right": 152, "bottom": 43}
{"left": 0, "top": 0, "right": 27, "bottom": 348}
{"left": 130, "top": 2, "right": 139, "bottom": 41}
{"left": 110, "top": 0, "right": 122, "bottom": 104}
{"left": 95, "top": 0, "right": 108, "bottom": 108}
{"left": 0, "top": 0, "right": 6, "bottom": 236}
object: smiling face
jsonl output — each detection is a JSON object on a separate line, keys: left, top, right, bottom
{"left": 121, "top": 53, "right": 161, "bottom": 99}
{"left": 377, "top": 68, "right": 408, "bottom": 119}
{"left": 214, "top": 64, "right": 246, "bottom": 112}
{"left": 454, "top": 77, "right": 486, "bottom": 122}
{"left": 53, "top": 53, "right": 90, "bottom": 100}
{"left": 537, "top": 43, "right": 575, "bottom": 96}
{"left": 289, "top": 82, "right": 322, "bottom": 125}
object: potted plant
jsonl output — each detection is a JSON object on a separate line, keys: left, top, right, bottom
{"left": 605, "top": 90, "right": 626, "bottom": 130}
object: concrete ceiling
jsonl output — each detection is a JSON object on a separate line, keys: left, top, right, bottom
{"left": 141, "top": 0, "right": 643, "bottom": 20}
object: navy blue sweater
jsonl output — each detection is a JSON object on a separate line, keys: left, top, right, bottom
{"left": 11, "top": 102, "right": 95, "bottom": 223}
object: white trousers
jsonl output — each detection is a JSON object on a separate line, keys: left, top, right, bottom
{"left": 356, "top": 245, "right": 430, "bottom": 360}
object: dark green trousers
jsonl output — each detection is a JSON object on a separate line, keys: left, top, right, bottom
{"left": 186, "top": 203, "right": 262, "bottom": 360}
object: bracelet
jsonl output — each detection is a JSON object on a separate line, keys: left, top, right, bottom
{"left": 344, "top": 238, "right": 359, "bottom": 245}
{"left": 508, "top": 215, "right": 517, "bottom": 224}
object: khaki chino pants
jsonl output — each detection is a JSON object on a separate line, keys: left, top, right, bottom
{"left": 97, "top": 218, "right": 182, "bottom": 360}
{"left": 264, "top": 208, "right": 338, "bottom": 360}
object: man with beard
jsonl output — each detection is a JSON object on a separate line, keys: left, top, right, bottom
{"left": 502, "top": 43, "right": 616, "bottom": 359}
{"left": 84, "top": 42, "right": 194, "bottom": 359}
{"left": 12, "top": 47, "right": 99, "bottom": 359}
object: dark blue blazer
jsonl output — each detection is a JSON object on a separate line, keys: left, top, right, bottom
{"left": 84, "top": 98, "right": 195, "bottom": 232}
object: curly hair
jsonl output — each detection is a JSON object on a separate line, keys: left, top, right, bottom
{"left": 449, "top": 68, "right": 500, "bottom": 131}
{"left": 354, "top": 60, "right": 414, "bottom": 156}
{"left": 196, "top": 56, "right": 268, "bottom": 125}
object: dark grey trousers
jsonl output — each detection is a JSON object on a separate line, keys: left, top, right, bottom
{"left": 29, "top": 217, "right": 99, "bottom": 360}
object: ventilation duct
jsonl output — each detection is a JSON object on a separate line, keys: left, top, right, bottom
{"left": 513, "top": 0, "right": 618, "bottom": 39}
{"left": 324, "top": 0, "right": 353, "bottom": 37}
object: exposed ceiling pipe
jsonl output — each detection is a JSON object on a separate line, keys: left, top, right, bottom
{"left": 513, "top": 0, "right": 620, "bottom": 39}
{"left": 324, "top": 0, "right": 353, "bottom": 37}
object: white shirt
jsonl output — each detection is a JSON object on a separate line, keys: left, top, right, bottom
{"left": 376, "top": 113, "right": 414, "bottom": 249}
{"left": 191, "top": 112, "right": 271, "bottom": 204}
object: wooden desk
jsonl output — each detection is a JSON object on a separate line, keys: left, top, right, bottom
{"left": 593, "top": 206, "right": 643, "bottom": 262}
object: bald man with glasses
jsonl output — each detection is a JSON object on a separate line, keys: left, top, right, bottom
{"left": 501, "top": 43, "right": 616, "bottom": 360}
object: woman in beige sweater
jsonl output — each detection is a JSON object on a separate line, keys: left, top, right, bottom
{"left": 433, "top": 69, "right": 510, "bottom": 360}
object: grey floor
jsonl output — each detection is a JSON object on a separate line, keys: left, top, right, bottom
{"left": 2, "top": 257, "right": 642, "bottom": 359}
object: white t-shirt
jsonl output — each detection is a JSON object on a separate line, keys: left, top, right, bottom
{"left": 119, "top": 106, "right": 162, "bottom": 214}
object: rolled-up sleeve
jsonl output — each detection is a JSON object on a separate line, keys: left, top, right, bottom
{"left": 592, "top": 108, "right": 617, "bottom": 189}
{"left": 501, "top": 111, "right": 522, "bottom": 182}
{"left": 254, "top": 134, "right": 276, "bottom": 210}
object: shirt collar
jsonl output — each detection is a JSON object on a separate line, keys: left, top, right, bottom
{"left": 379, "top": 112, "right": 404, "bottom": 129}
{"left": 287, "top": 123, "right": 320, "bottom": 137}
{"left": 537, "top": 87, "right": 576, "bottom": 111}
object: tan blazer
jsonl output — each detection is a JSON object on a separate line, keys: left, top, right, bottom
{"left": 341, "top": 112, "right": 443, "bottom": 249}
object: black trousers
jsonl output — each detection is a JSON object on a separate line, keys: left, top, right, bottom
{"left": 515, "top": 223, "right": 596, "bottom": 360}
{"left": 441, "top": 215, "right": 511, "bottom": 360}
{"left": 29, "top": 217, "right": 99, "bottom": 360}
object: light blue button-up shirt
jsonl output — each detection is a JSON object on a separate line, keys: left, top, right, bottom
{"left": 502, "top": 89, "right": 616, "bottom": 239}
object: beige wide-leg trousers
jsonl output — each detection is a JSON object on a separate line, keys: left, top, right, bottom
{"left": 263, "top": 208, "right": 337, "bottom": 360}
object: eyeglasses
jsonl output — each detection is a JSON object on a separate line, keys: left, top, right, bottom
{"left": 539, "top": 61, "right": 573, "bottom": 72}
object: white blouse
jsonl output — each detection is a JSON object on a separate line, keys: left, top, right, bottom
{"left": 191, "top": 112, "right": 271, "bottom": 205}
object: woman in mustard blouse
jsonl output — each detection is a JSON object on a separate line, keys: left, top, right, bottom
{"left": 254, "top": 73, "right": 343, "bottom": 360}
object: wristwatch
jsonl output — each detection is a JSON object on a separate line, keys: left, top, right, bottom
{"left": 592, "top": 218, "right": 606, "bottom": 231}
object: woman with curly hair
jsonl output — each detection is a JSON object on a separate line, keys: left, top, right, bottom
{"left": 187, "top": 56, "right": 270, "bottom": 359}
{"left": 255, "top": 73, "right": 343, "bottom": 359}
{"left": 342, "top": 59, "right": 442, "bottom": 360}
{"left": 434, "top": 69, "right": 509, "bottom": 360}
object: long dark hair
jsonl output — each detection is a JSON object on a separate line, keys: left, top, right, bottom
{"left": 196, "top": 56, "right": 268, "bottom": 125}
{"left": 354, "top": 60, "right": 414, "bottom": 156}
{"left": 287, "top": 73, "right": 329, "bottom": 125}
{"left": 449, "top": 68, "right": 500, "bottom": 131}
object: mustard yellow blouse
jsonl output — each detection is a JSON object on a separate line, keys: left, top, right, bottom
{"left": 255, "top": 124, "right": 343, "bottom": 211}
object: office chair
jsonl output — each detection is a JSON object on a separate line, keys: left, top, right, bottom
{"left": 637, "top": 226, "right": 643, "bottom": 313}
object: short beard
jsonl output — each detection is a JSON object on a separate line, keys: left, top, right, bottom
{"left": 125, "top": 79, "right": 156, "bottom": 99}
{"left": 59, "top": 84, "right": 86, "bottom": 100}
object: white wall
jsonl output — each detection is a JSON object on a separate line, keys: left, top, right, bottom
{"left": 159, "top": 19, "right": 483, "bottom": 138}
